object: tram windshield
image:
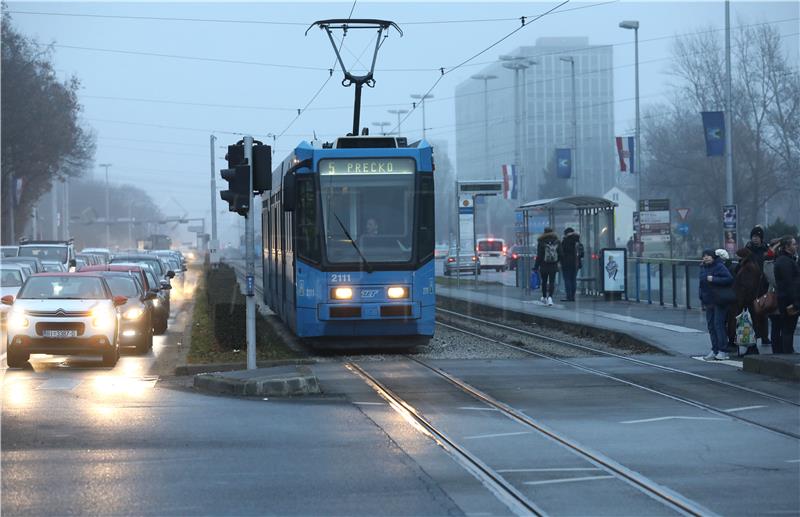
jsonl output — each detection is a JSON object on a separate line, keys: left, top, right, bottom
{"left": 320, "top": 159, "right": 416, "bottom": 264}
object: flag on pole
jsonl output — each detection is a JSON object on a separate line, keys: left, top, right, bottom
{"left": 615, "top": 136, "right": 635, "bottom": 173}
{"left": 701, "top": 111, "right": 725, "bottom": 156}
{"left": 501, "top": 164, "right": 518, "bottom": 200}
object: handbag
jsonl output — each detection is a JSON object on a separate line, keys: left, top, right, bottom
{"left": 710, "top": 284, "right": 737, "bottom": 306}
{"left": 530, "top": 270, "right": 541, "bottom": 290}
{"left": 753, "top": 290, "right": 777, "bottom": 316}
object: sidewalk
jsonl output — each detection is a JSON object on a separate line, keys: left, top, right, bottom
{"left": 436, "top": 280, "right": 766, "bottom": 358}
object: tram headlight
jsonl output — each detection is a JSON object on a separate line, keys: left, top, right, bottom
{"left": 387, "top": 286, "right": 408, "bottom": 299}
{"left": 332, "top": 287, "right": 353, "bottom": 300}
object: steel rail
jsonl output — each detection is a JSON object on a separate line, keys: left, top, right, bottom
{"left": 436, "top": 307, "right": 799, "bottom": 408}
{"left": 345, "top": 362, "right": 544, "bottom": 517}
{"left": 405, "top": 355, "right": 715, "bottom": 517}
{"left": 435, "top": 320, "right": 800, "bottom": 441}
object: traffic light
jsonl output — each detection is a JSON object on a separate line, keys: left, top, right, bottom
{"left": 252, "top": 143, "right": 272, "bottom": 194}
{"left": 220, "top": 144, "right": 250, "bottom": 216}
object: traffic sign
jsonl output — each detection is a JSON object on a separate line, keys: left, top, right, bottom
{"left": 677, "top": 223, "right": 689, "bottom": 236}
{"left": 676, "top": 208, "right": 690, "bottom": 221}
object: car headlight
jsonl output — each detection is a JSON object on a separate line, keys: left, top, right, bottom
{"left": 8, "top": 310, "right": 29, "bottom": 331}
{"left": 152, "top": 298, "right": 160, "bottom": 307}
{"left": 123, "top": 307, "right": 144, "bottom": 320}
{"left": 91, "top": 308, "right": 115, "bottom": 330}
{"left": 332, "top": 287, "right": 353, "bottom": 300}
{"left": 387, "top": 286, "right": 409, "bottom": 299}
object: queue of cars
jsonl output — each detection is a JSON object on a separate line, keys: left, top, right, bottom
{"left": 437, "top": 238, "right": 534, "bottom": 274}
{"left": 1, "top": 243, "right": 188, "bottom": 368}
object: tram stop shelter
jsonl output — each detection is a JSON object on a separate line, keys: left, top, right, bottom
{"left": 515, "top": 195, "right": 618, "bottom": 296}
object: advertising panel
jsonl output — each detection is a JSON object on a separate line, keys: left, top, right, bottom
{"left": 601, "top": 248, "right": 627, "bottom": 293}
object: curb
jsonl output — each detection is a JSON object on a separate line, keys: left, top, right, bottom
{"left": 176, "top": 359, "right": 316, "bottom": 376}
{"left": 436, "top": 293, "right": 665, "bottom": 355}
{"left": 742, "top": 354, "right": 800, "bottom": 382}
{"left": 193, "top": 365, "right": 321, "bottom": 397}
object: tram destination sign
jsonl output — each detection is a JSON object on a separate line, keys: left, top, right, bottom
{"left": 319, "top": 157, "right": 415, "bottom": 175}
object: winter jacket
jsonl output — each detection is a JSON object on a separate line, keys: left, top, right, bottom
{"left": 534, "top": 231, "right": 562, "bottom": 274}
{"left": 774, "top": 252, "right": 800, "bottom": 310}
{"left": 699, "top": 257, "right": 734, "bottom": 306}
{"left": 745, "top": 241, "right": 769, "bottom": 270}
{"left": 733, "top": 251, "right": 761, "bottom": 305}
{"left": 561, "top": 232, "right": 583, "bottom": 270}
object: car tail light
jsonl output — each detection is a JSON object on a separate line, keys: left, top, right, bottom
{"left": 471, "top": 256, "right": 477, "bottom": 261}
{"left": 447, "top": 257, "right": 455, "bottom": 263}
{"left": 512, "top": 254, "right": 518, "bottom": 259}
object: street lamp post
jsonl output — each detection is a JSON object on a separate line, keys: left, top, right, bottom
{"left": 372, "top": 121, "right": 391, "bottom": 136}
{"left": 471, "top": 73, "right": 498, "bottom": 236}
{"left": 99, "top": 163, "right": 112, "bottom": 247}
{"left": 500, "top": 55, "right": 537, "bottom": 202}
{"left": 559, "top": 57, "right": 577, "bottom": 195}
{"left": 410, "top": 93, "right": 434, "bottom": 139}
{"left": 619, "top": 20, "right": 640, "bottom": 204}
{"left": 387, "top": 109, "right": 408, "bottom": 135}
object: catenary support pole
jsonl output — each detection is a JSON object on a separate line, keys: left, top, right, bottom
{"left": 244, "top": 136, "right": 256, "bottom": 370}
{"left": 724, "top": 0, "right": 734, "bottom": 207}
{"left": 210, "top": 135, "right": 218, "bottom": 243}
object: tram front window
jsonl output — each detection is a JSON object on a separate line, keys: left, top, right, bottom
{"left": 320, "top": 168, "right": 415, "bottom": 264}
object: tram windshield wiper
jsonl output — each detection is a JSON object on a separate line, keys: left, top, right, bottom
{"left": 332, "top": 211, "right": 373, "bottom": 273}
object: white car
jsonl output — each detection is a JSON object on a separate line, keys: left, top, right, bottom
{"left": 17, "top": 240, "right": 76, "bottom": 271}
{"left": 3, "top": 273, "right": 126, "bottom": 368}
{"left": 41, "top": 261, "right": 67, "bottom": 272}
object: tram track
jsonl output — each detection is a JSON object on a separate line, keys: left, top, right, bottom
{"left": 348, "top": 359, "right": 713, "bottom": 517}
{"left": 435, "top": 311, "right": 800, "bottom": 441}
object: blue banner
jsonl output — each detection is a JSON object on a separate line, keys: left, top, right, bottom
{"left": 556, "top": 148, "right": 572, "bottom": 178}
{"left": 701, "top": 111, "right": 725, "bottom": 157}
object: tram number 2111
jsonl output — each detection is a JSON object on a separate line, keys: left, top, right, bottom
{"left": 330, "top": 273, "right": 352, "bottom": 283}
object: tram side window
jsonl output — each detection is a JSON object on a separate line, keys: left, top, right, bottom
{"left": 296, "top": 178, "right": 321, "bottom": 263}
{"left": 417, "top": 174, "right": 435, "bottom": 262}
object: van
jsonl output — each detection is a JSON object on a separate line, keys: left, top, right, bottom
{"left": 476, "top": 238, "right": 507, "bottom": 272}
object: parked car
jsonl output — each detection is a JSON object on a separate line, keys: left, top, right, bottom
{"left": 476, "top": 238, "right": 508, "bottom": 272}
{"left": 444, "top": 248, "right": 480, "bottom": 276}
{"left": 98, "top": 271, "right": 155, "bottom": 354}
{"left": 3, "top": 273, "right": 126, "bottom": 367}
{"left": 1, "top": 245, "right": 19, "bottom": 257}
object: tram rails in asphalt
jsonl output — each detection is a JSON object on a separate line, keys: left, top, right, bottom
{"left": 347, "top": 359, "right": 713, "bottom": 517}
{"left": 435, "top": 309, "right": 800, "bottom": 441}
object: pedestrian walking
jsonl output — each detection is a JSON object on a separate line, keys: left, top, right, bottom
{"left": 773, "top": 235, "right": 799, "bottom": 354}
{"left": 561, "top": 228, "right": 583, "bottom": 302}
{"left": 533, "top": 227, "right": 562, "bottom": 307}
{"left": 699, "top": 248, "right": 734, "bottom": 360}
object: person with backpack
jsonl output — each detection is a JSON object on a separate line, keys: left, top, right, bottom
{"left": 699, "top": 248, "right": 734, "bottom": 360}
{"left": 534, "top": 227, "right": 562, "bottom": 306}
{"left": 561, "top": 228, "right": 583, "bottom": 302}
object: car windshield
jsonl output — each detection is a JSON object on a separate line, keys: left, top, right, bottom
{"left": 319, "top": 158, "right": 416, "bottom": 264}
{"left": 103, "top": 276, "right": 140, "bottom": 298}
{"left": 1, "top": 269, "right": 23, "bottom": 287}
{"left": 42, "top": 263, "right": 64, "bottom": 272}
{"left": 478, "top": 241, "right": 503, "bottom": 252}
{"left": 18, "top": 246, "right": 68, "bottom": 263}
{"left": 18, "top": 276, "right": 107, "bottom": 300}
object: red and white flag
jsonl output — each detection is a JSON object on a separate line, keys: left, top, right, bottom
{"left": 615, "top": 136, "right": 635, "bottom": 174}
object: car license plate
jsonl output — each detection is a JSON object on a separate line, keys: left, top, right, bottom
{"left": 43, "top": 329, "right": 77, "bottom": 338}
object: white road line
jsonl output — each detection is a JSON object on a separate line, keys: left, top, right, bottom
{"left": 36, "top": 378, "right": 82, "bottom": 390}
{"left": 498, "top": 468, "right": 602, "bottom": 473}
{"left": 463, "top": 431, "right": 532, "bottom": 440}
{"left": 458, "top": 406, "right": 500, "bottom": 411}
{"left": 352, "top": 401, "right": 386, "bottom": 406}
{"left": 724, "top": 405, "right": 767, "bottom": 413}
{"left": 786, "top": 459, "right": 800, "bottom": 463}
{"left": 523, "top": 475, "right": 615, "bottom": 486}
{"left": 621, "top": 416, "right": 727, "bottom": 424}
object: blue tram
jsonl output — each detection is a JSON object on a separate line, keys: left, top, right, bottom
{"left": 261, "top": 135, "right": 435, "bottom": 347}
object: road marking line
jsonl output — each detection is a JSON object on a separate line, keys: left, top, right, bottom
{"left": 464, "top": 431, "right": 531, "bottom": 440}
{"left": 458, "top": 406, "right": 499, "bottom": 411}
{"left": 724, "top": 405, "right": 766, "bottom": 413}
{"left": 786, "top": 459, "right": 800, "bottom": 463}
{"left": 36, "top": 378, "right": 82, "bottom": 390}
{"left": 498, "top": 468, "right": 602, "bottom": 473}
{"left": 352, "top": 401, "right": 385, "bottom": 406}
{"left": 621, "top": 416, "right": 726, "bottom": 424}
{"left": 523, "top": 475, "right": 615, "bottom": 486}
{"left": 583, "top": 310, "right": 702, "bottom": 333}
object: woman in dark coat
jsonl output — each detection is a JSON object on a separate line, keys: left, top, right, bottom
{"left": 728, "top": 247, "right": 763, "bottom": 354}
{"left": 699, "top": 249, "right": 734, "bottom": 360}
{"left": 773, "top": 236, "right": 800, "bottom": 354}
{"left": 533, "top": 227, "right": 562, "bottom": 306}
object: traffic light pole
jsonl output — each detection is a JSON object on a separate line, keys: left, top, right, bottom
{"left": 243, "top": 135, "right": 256, "bottom": 370}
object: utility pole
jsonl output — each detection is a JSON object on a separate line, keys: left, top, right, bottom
{"left": 410, "top": 93, "right": 434, "bottom": 139}
{"left": 63, "top": 178, "right": 70, "bottom": 240}
{"left": 371, "top": 121, "right": 391, "bottom": 136}
{"left": 6, "top": 175, "right": 15, "bottom": 243}
{"left": 210, "top": 135, "right": 218, "bottom": 243}
{"left": 387, "top": 109, "right": 408, "bottom": 135}
{"left": 724, "top": 1, "right": 734, "bottom": 207}
{"left": 51, "top": 183, "right": 58, "bottom": 239}
{"left": 500, "top": 55, "right": 536, "bottom": 202}
{"left": 471, "top": 74, "right": 498, "bottom": 235}
{"left": 99, "top": 163, "right": 112, "bottom": 247}
{"left": 244, "top": 136, "right": 256, "bottom": 370}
